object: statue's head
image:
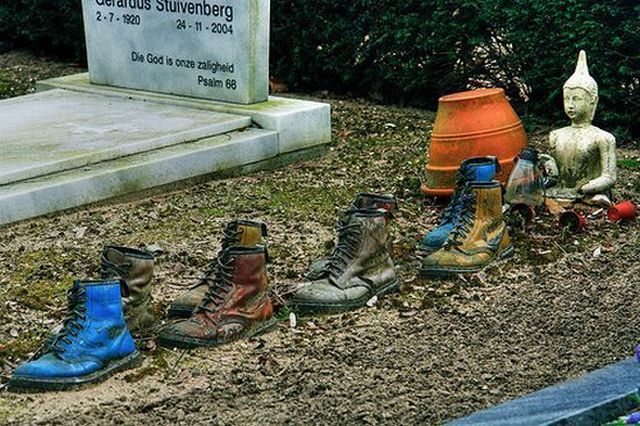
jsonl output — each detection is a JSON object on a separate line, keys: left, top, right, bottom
{"left": 563, "top": 50, "right": 598, "bottom": 125}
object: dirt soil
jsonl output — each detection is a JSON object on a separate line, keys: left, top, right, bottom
{"left": 0, "top": 51, "right": 639, "bottom": 425}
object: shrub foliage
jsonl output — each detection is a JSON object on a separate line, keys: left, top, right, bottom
{"left": 1, "top": 0, "right": 638, "bottom": 140}
{"left": 0, "top": 0, "right": 84, "bottom": 61}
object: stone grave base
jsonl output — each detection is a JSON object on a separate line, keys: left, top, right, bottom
{"left": 0, "top": 73, "right": 330, "bottom": 226}
{"left": 447, "top": 357, "right": 640, "bottom": 426}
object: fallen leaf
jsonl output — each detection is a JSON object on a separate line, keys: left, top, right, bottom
{"left": 545, "top": 198, "right": 566, "bottom": 215}
{"left": 74, "top": 226, "right": 87, "bottom": 239}
{"left": 593, "top": 247, "right": 602, "bottom": 258}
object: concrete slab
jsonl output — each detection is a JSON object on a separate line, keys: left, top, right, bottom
{"left": 38, "top": 73, "right": 331, "bottom": 154}
{"left": 0, "top": 89, "right": 250, "bottom": 185}
{"left": 0, "top": 128, "right": 278, "bottom": 225}
{"left": 447, "top": 357, "right": 640, "bottom": 426}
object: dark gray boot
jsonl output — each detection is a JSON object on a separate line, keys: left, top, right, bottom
{"left": 293, "top": 209, "right": 398, "bottom": 314}
{"left": 307, "top": 192, "right": 396, "bottom": 280}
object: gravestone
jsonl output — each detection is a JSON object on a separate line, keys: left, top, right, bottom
{"left": 0, "top": 0, "right": 330, "bottom": 226}
{"left": 81, "top": 0, "right": 269, "bottom": 104}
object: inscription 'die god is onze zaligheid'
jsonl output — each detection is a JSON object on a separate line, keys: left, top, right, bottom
{"left": 81, "top": 0, "right": 270, "bottom": 104}
{"left": 540, "top": 50, "right": 617, "bottom": 202}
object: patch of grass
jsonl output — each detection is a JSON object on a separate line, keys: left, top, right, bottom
{"left": 197, "top": 207, "right": 227, "bottom": 217}
{"left": 617, "top": 159, "right": 640, "bottom": 169}
{"left": 249, "top": 178, "right": 356, "bottom": 221}
{"left": 0, "top": 330, "right": 42, "bottom": 365}
{"left": 0, "top": 249, "right": 83, "bottom": 365}
{"left": 4, "top": 250, "right": 75, "bottom": 310}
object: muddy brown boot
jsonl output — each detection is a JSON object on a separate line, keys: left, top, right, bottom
{"left": 101, "top": 246, "right": 155, "bottom": 334}
{"left": 307, "top": 192, "right": 397, "bottom": 280}
{"left": 292, "top": 209, "right": 398, "bottom": 315}
{"left": 158, "top": 246, "right": 276, "bottom": 349}
{"left": 419, "top": 181, "right": 514, "bottom": 277}
{"left": 168, "top": 220, "right": 267, "bottom": 318}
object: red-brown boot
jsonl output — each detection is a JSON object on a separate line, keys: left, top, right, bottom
{"left": 158, "top": 246, "right": 276, "bottom": 349}
{"left": 168, "top": 219, "right": 267, "bottom": 318}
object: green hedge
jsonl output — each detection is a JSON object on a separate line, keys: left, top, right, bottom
{"left": 475, "top": 0, "right": 640, "bottom": 141}
{"left": 271, "top": 0, "right": 640, "bottom": 142}
{"left": 0, "top": 0, "right": 84, "bottom": 60}
{"left": 1, "top": 1, "right": 638, "bottom": 141}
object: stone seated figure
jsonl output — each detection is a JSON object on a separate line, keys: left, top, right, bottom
{"left": 541, "top": 50, "right": 617, "bottom": 203}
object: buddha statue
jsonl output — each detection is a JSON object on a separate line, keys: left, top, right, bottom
{"left": 541, "top": 50, "right": 617, "bottom": 202}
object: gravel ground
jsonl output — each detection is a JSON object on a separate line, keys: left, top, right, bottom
{"left": 0, "top": 51, "right": 639, "bottom": 425}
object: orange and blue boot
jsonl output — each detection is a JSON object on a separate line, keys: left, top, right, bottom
{"left": 420, "top": 181, "right": 514, "bottom": 277}
{"left": 417, "top": 157, "right": 500, "bottom": 255}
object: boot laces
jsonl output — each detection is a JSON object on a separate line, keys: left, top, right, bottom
{"left": 190, "top": 224, "right": 242, "bottom": 289}
{"left": 325, "top": 218, "right": 362, "bottom": 280}
{"left": 444, "top": 189, "right": 477, "bottom": 248}
{"left": 50, "top": 285, "right": 88, "bottom": 357}
{"left": 439, "top": 169, "right": 473, "bottom": 225}
{"left": 195, "top": 251, "right": 236, "bottom": 313}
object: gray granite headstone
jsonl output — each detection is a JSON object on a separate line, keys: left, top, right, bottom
{"left": 447, "top": 357, "right": 640, "bottom": 426}
{"left": 81, "top": 0, "right": 269, "bottom": 104}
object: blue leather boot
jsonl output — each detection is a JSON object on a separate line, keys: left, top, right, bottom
{"left": 418, "top": 156, "right": 500, "bottom": 254}
{"left": 9, "top": 280, "right": 140, "bottom": 391}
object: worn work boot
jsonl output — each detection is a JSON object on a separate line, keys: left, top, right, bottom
{"left": 307, "top": 192, "right": 397, "bottom": 280}
{"left": 418, "top": 156, "right": 500, "bottom": 254}
{"left": 9, "top": 280, "right": 140, "bottom": 391}
{"left": 158, "top": 246, "right": 277, "bottom": 349}
{"left": 168, "top": 220, "right": 268, "bottom": 318}
{"left": 101, "top": 246, "right": 155, "bottom": 334}
{"left": 420, "top": 181, "right": 514, "bottom": 277}
{"left": 292, "top": 208, "right": 398, "bottom": 315}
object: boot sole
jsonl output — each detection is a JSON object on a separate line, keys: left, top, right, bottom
{"left": 7, "top": 350, "right": 142, "bottom": 392}
{"left": 291, "top": 279, "right": 400, "bottom": 316}
{"left": 157, "top": 316, "right": 280, "bottom": 350}
{"left": 419, "top": 245, "right": 515, "bottom": 278}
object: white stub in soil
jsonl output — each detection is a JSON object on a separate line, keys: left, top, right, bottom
{"left": 366, "top": 295, "right": 378, "bottom": 307}
{"left": 289, "top": 312, "right": 297, "bottom": 328}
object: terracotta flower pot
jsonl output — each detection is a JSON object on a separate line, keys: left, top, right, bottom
{"left": 421, "top": 88, "right": 528, "bottom": 197}
{"left": 559, "top": 210, "right": 586, "bottom": 233}
{"left": 607, "top": 200, "right": 637, "bottom": 222}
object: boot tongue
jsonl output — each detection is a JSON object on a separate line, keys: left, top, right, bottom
{"left": 101, "top": 248, "right": 130, "bottom": 279}
{"left": 354, "top": 193, "right": 397, "bottom": 214}
{"left": 104, "top": 248, "right": 126, "bottom": 264}
{"left": 222, "top": 220, "right": 265, "bottom": 250}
